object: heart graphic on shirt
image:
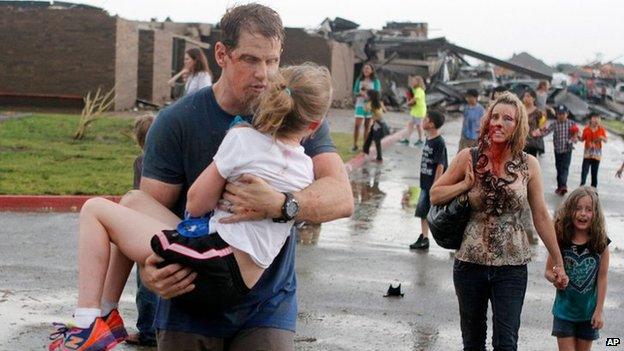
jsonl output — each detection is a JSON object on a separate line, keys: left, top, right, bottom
{"left": 564, "top": 254, "right": 598, "bottom": 294}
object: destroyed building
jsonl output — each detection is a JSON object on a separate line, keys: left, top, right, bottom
{"left": 0, "top": 1, "right": 138, "bottom": 109}
{"left": 0, "top": 1, "right": 209, "bottom": 109}
{"left": 323, "top": 18, "right": 555, "bottom": 110}
{"left": 1, "top": 2, "right": 619, "bottom": 119}
{"left": 0, "top": 1, "right": 357, "bottom": 110}
{"left": 494, "top": 52, "right": 555, "bottom": 80}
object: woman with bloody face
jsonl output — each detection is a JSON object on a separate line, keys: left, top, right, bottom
{"left": 430, "top": 92, "right": 569, "bottom": 351}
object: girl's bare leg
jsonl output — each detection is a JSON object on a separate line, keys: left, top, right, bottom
{"left": 416, "top": 121, "right": 423, "bottom": 141}
{"left": 575, "top": 339, "right": 593, "bottom": 351}
{"left": 405, "top": 119, "right": 414, "bottom": 140}
{"left": 100, "top": 245, "right": 134, "bottom": 304}
{"left": 557, "top": 337, "right": 576, "bottom": 351}
{"left": 363, "top": 118, "right": 372, "bottom": 143}
{"left": 353, "top": 118, "right": 363, "bottom": 148}
{"left": 421, "top": 219, "right": 429, "bottom": 238}
{"left": 101, "top": 190, "right": 181, "bottom": 303}
{"left": 77, "top": 197, "right": 173, "bottom": 308}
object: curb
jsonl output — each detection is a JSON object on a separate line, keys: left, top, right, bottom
{"left": 0, "top": 128, "right": 408, "bottom": 213}
{"left": 344, "top": 127, "right": 407, "bottom": 173}
{"left": 0, "top": 195, "right": 121, "bottom": 213}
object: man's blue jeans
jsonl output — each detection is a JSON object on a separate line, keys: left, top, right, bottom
{"left": 453, "top": 260, "right": 528, "bottom": 351}
{"left": 554, "top": 150, "right": 573, "bottom": 189}
{"left": 136, "top": 267, "right": 157, "bottom": 341}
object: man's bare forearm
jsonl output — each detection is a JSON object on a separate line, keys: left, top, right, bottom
{"left": 295, "top": 176, "right": 354, "bottom": 223}
{"left": 294, "top": 153, "right": 354, "bottom": 223}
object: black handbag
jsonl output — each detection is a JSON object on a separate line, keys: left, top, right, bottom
{"left": 427, "top": 147, "right": 478, "bottom": 250}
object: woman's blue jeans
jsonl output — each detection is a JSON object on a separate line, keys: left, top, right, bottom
{"left": 453, "top": 259, "right": 528, "bottom": 351}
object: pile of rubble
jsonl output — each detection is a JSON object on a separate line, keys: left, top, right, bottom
{"left": 318, "top": 17, "right": 624, "bottom": 121}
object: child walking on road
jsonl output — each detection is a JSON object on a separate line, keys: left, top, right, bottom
{"left": 579, "top": 113, "right": 607, "bottom": 188}
{"left": 538, "top": 105, "right": 578, "bottom": 195}
{"left": 48, "top": 64, "right": 333, "bottom": 351}
{"left": 409, "top": 110, "right": 447, "bottom": 250}
{"left": 546, "top": 186, "right": 610, "bottom": 351}
{"left": 362, "top": 89, "right": 388, "bottom": 162}
{"left": 400, "top": 75, "right": 427, "bottom": 146}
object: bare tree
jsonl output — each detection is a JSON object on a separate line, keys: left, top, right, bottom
{"left": 73, "top": 87, "right": 115, "bottom": 140}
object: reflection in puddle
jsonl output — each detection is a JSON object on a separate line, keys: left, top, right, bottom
{"left": 298, "top": 223, "right": 321, "bottom": 245}
{"left": 350, "top": 166, "right": 387, "bottom": 232}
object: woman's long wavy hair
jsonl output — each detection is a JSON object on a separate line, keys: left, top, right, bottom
{"left": 554, "top": 186, "right": 608, "bottom": 254}
{"left": 477, "top": 92, "right": 529, "bottom": 157}
{"left": 186, "top": 47, "right": 212, "bottom": 77}
{"left": 252, "top": 63, "right": 332, "bottom": 139}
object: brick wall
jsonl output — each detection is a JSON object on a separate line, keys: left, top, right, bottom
{"left": 330, "top": 41, "right": 355, "bottom": 106}
{"left": 138, "top": 29, "right": 173, "bottom": 105}
{"left": 281, "top": 28, "right": 332, "bottom": 68}
{"left": 137, "top": 30, "right": 155, "bottom": 102}
{"left": 152, "top": 29, "right": 173, "bottom": 105}
{"left": 0, "top": 6, "right": 116, "bottom": 99}
{"left": 114, "top": 18, "right": 138, "bottom": 110}
{"left": 0, "top": 5, "right": 141, "bottom": 110}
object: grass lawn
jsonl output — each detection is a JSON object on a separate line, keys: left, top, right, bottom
{"left": 0, "top": 114, "right": 353, "bottom": 195}
{"left": 602, "top": 119, "right": 624, "bottom": 135}
{"left": 0, "top": 114, "right": 138, "bottom": 195}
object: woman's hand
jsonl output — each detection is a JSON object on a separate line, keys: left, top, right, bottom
{"left": 591, "top": 310, "right": 604, "bottom": 329}
{"left": 552, "top": 265, "right": 569, "bottom": 290}
{"left": 462, "top": 161, "right": 475, "bottom": 191}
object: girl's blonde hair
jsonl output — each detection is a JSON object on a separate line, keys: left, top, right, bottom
{"left": 253, "top": 63, "right": 332, "bottom": 138}
{"left": 554, "top": 186, "right": 608, "bottom": 254}
{"left": 478, "top": 92, "right": 529, "bottom": 157}
{"left": 410, "top": 75, "right": 425, "bottom": 90}
{"left": 133, "top": 113, "right": 155, "bottom": 149}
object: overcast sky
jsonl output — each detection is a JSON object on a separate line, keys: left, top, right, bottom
{"left": 77, "top": 0, "right": 624, "bottom": 66}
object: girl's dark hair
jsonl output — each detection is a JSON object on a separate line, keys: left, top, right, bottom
{"left": 186, "top": 48, "right": 211, "bottom": 76}
{"left": 359, "top": 63, "right": 377, "bottom": 80}
{"left": 554, "top": 186, "right": 608, "bottom": 254}
{"left": 427, "top": 110, "right": 445, "bottom": 129}
{"left": 367, "top": 89, "right": 381, "bottom": 110}
{"left": 491, "top": 85, "right": 508, "bottom": 99}
{"left": 523, "top": 88, "right": 537, "bottom": 101}
{"left": 253, "top": 63, "right": 332, "bottom": 139}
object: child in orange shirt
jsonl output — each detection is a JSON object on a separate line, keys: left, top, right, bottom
{"left": 579, "top": 113, "right": 607, "bottom": 188}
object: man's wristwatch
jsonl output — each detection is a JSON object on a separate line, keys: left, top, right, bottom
{"left": 272, "top": 192, "right": 299, "bottom": 223}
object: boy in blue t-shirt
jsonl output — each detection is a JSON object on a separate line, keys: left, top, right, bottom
{"left": 410, "top": 110, "right": 448, "bottom": 250}
{"left": 458, "top": 89, "right": 485, "bottom": 152}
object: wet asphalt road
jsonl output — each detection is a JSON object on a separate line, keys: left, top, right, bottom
{"left": 1, "top": 114, "right": 623, "bottom": 350}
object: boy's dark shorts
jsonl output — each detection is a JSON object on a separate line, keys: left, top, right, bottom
{"left": 551, "top": 316, "right": 599, "bottom": 341}
{"left": 414, "top": 188, "right": 431, "bottom": 219}
{"left": 150, "top": 230, "right": 250, "bottom": 314}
